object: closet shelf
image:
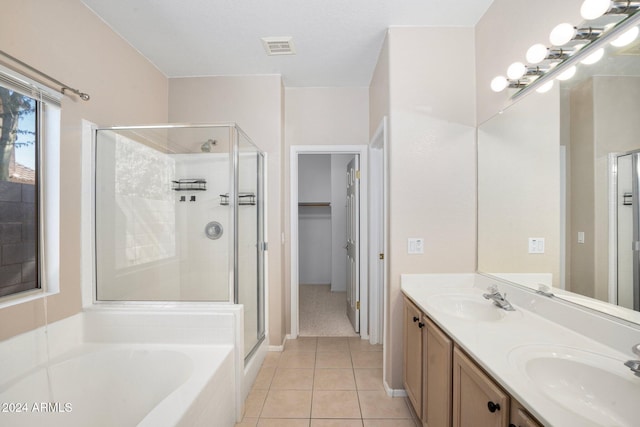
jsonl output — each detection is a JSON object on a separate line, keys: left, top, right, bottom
{"left": 298, "top": 202, "right": 331, "bottom": 207}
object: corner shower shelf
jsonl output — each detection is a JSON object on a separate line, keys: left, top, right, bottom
{"left": 172, "top": 179, "right": 207, "bottom": 191}
{"left": 220, "top": 193, "right": 256, "bottom": 206}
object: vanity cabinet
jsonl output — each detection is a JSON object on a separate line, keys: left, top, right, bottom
{"left": 452, "top": 346, "right": 508, "bottom": 427}
{"left": 403, "top": 298, "right": 543, "bottom": 427}
{"left": 403, "top": 297, "right": 453, "bottom": 426}
{"left": 403, "top": 297, "right": 424, "bottom": 414}
{"left": 509, "top": 401, "right": 543, "bottom": 427}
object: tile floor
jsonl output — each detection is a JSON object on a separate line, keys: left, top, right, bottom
{"left": 236, "top": 337, "right": 419, "bottom": 427}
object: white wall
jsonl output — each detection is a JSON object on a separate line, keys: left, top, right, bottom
{"left": 284, "top": 87, "right": 370, "bottom": 332}
{"left": 168, "top": 75, "right": 286, "bottom": 345}
{"left": 372, "top": 27, "right": 477, "bottom": 390}
{"left": 0, "top": 0, "right": 168, "bottom": 341}
{"left": 299, "top": 154, "right": 332, "bottom": 284}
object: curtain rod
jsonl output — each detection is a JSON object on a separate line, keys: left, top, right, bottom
{"left": 0, "top": 49, "right": 90, "bottom": 101}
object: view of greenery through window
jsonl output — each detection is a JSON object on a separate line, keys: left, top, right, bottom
{"left": 0, "top": 86, "right": 39, "bottom": 297}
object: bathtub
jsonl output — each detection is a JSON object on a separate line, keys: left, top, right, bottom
{"left": 0, "top": 306, "right": 243, "bottom": 427}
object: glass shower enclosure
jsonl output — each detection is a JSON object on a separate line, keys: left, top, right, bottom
{"left": 94, "top": 124, "right": 265, "bottom": 359}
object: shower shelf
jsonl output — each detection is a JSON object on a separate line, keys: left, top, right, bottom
{"left": 172, "top": 179, "right": 207, "bottom": 191}
{"left": 220, "top": 193, "right": 256, "bottom": 206}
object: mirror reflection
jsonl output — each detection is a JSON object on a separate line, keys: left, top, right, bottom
{"left": 478, "top": 21, "right": 640, "bottom": 323}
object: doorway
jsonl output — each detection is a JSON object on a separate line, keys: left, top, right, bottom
{"left": 297, "top": 153, "right": 357, "bottom": 336}
{"left": 290, "top": 145, "right": 369, "bottom": 339}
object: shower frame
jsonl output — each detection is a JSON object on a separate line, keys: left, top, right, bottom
{"left": 90, "top": 123, "right": 266, "bottom": 359}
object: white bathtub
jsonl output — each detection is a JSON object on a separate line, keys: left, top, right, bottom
{"left": 0, "top": 306, "right": 243, "bottom": 427}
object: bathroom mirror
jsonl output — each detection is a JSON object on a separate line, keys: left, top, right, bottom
{"left": 478, "top": 20, "right": 640, "bottom": 325}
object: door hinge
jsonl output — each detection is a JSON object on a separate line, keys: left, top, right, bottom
{"left": 356, "top": 301, "right": 360, "bottom": 310}
{"left": 379, "top": 253, "right": 384, "bottom": 260}
{"left": 356, "top": 170, "right": 361, "bottom": 180}
{"left": 260, "top": 242, "right": 268, "bottom": 251}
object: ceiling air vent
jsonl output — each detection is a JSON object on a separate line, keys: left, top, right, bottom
{"left": 261, "top": 37, "right": 296, "bottom": 56}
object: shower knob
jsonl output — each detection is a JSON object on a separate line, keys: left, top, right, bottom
{"left": 205, "top": 221, "right": 223, "bottom": 240}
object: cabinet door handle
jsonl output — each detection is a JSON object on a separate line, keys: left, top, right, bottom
{"left": 487, "top": 401, "right": 501, "bottom": 413}
{"left": 418, "top": 322, "right": 425, "bottom": 329}
{"left": 413, "top": 316, "right": 419, "bottom": 322}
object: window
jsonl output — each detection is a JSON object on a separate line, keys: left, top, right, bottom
{"left": 0, "top": 87, "right": 38, "bottom": 297}
{"left": 0, "top": 66, "right": 61, "bottom": 302}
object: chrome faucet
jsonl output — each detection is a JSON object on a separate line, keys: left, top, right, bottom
{"left": 483, "top": 285, "right": 515, "bottom": 311}
{"left": 624, "top": 343, "right": 640, "bottom": 377}
{"left": 536, "top": 284, "right": 554, "bottom": 298}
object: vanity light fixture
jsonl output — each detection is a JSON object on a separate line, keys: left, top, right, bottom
{"left": 580, "top": 47, "right": 605, "bottom": 64}
{"left": 556, "top": 65, "right": 577, "bottom": 81}
{"left": 507, "top": 62, "right": 527, "bottom": 79}
{"left": 581, "top": 0, "right": 640, "bottom": 20}
{"left": 492, "top": 5, "right": 640, "bottom": 96}
{"left": 536, "top": 80, "right": 555, "bottom": 93}
{"left": 550, "top": 23, "right": 604, "bottom": 46}
{"left": 610, "top": 25, "right": 640, "bottom": 45}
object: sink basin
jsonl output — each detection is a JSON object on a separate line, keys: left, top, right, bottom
{"left": 429, "top": 294, "right": 513, "bottom": 321}
{"left": 509, "top": 345, "right": 640, "bottom": 427}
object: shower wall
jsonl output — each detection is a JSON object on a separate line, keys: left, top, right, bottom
{"left": 95, "top": 129, "right": 231, "bottom": 302}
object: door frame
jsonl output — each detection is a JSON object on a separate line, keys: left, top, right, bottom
{"left": 290, "top": 145, "right": 369, "bottom": 339}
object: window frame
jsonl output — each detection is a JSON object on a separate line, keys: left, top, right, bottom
{"left": 0, "top": 64, "right": 61, "bottom": 308}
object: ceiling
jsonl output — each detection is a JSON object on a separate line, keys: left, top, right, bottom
{"left": 82, "top": 0, "right": 494, "bottom": 87}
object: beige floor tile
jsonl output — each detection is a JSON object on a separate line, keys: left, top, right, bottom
{"left": 362, "top": 420, "right": 417, "bottom": 427}
{"left": 253, "top": 366, "right": 276, "bottom": 390}
{"left": 261, "top": 390, "right": 312, "bottom": 418}
{"left": 317, "top": 337, "right": 350, "bottom": 352}
{"left": 235, "top": 417, "right": 258, "bottom": 426}
{"left": 279, "top": 351, "right": 316, "bottom": 368}
{"left": 257, "top": 419, "right": 310, "bottom": 427}
{"left": 284, "top": 337, "right": 318, "bottom": 352}
{"left": 314, "top": 368, "right": 356, "bottom": 390}
{"left": 271, "top": 368, "right": 314, "bottom": 390}
{"left": 353, "top": 368, "right": 384, "bottom": 390}
{"left": 243, "top": 388, "right": 268, "bottom": 418}
{"left": 262, "top": 351, "right": 281, "bottom": 367}
{"left": 315, "top": 351, "right": 352, "bottom": 368}
{"left": 311, "top": 419, "right": 363, "bottom": 427}
{"left": 311, "top": 390, "right": 361, "bottom": 419}
{"left": 348, "top": 338, "right": 383, "bottom": 352}
{"left": 351, "top": 351, "right": 383, "bottom": 368}
{"left": 358, "top": 391, "right": 412, "bottom": 419}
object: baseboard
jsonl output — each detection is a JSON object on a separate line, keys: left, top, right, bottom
{"left": 383, "top": 380, "right": 407, "bottom": 398}
{"left": 268, "top": 334, "right": 290, "bottom": 352}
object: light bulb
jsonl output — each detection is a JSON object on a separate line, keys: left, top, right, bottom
{"left": 507, "top": 62, "right": 527, "bottom": 80}
{"left": 580, "top": 48, "right": 604, "bottom": 65}
{"left": 580, "top": 0, "right": 611, "bottom": 20}
{"left": 527, "top": 44, "right": 549, "bottom": 64}
{"left": 611, "top": 26, "right": 639, "bottom": 47}
{"left": 491, "top": 76, "right": 509, "bottom": 92}
{"left": 550, "top": 23, "right": 576, "bottom": 46}
{"left": 557, "top": 66, "right": 577, "bottom": 81}
{"left": 536, "top": 80, "right": 555, "bottom": 93}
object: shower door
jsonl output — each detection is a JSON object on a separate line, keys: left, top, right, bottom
{"left": 236, "top": 129, "right": 265, "bottom": 359}
{"left": 615, "top": 151, "right": 640, "bottom": 311}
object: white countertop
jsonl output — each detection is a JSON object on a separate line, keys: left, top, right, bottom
{"left": 401, "top": 274, "right": 640, "bottom": 427}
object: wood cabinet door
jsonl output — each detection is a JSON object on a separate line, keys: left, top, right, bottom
{"left": 452, "top": 346, "right": 509, "bottom": 427}
{"left": 403, "top": 298, "right": 423, "bottom": 417}
{"left": 510, "top": 400, "right": 543, "bottom": 427}
{"left": 423, "top": 316, "right": 452, "bottom": 427}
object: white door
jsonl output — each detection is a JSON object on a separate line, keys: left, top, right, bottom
{"left": 346, "top": 156, "right": 360, "bottom": 332}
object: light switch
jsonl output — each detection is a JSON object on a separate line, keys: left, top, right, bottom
{"left": 578, "top": 232, "right": 585, "bottom": 244}
{"left": 528, "top": 238, "right": 545, "bottom": 254}
{"left": 408, "top": 238, "right": 424, "bottom": 254}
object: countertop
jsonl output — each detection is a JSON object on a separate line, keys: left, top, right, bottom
{"left": 401, "top": 273, "right": 640, "bottom": 427}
